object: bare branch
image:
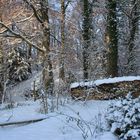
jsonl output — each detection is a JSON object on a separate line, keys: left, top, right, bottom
{"left": 121, "top": 8, "right": 132, "bottom": 19}
{"left": 16, "top": 13, "right": 34, "bottom": 23}
{"left": 50, "top": 33, "right": 61, "bottom": 45}
{"left": 23, "top": 0, "right": 43, "bottom": 24}
{"left": 0, "top": 21, "right": 45, "bottom": 52}
{"left": 22, "top": 0, "right": 61, "bottom": 44}
{"left": 64, "top": 0, "right": 71, "bottom": 11}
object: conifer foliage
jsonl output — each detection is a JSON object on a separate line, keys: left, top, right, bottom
{"left": 106, "top": 93, "right": 140, "bottom": 140}
{"left": 7, "top": 48, "right": 31, "bottom": 82}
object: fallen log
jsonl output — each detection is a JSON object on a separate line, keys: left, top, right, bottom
{"left": 71, "top": 79, "right": 140, "bottom": 100}
{"left": 0, "top": 118, "right": 46, "bottom": 127}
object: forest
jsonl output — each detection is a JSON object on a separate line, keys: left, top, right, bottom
{"left": 0, "top": 0, "right": 140, "bottom": 140}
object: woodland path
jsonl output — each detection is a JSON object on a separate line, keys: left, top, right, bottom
{"left": 6, "top": 71, "right": 42, "bottom": 102}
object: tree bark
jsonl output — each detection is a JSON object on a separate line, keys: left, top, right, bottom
{"left": 0, "top": 2, "right": 4, "bottom": 103}
{"left": 82, "top": 0, "right": 91, "bottom": 80}
{"left": 40, "top": 0, "right": 54, "bottom": 95}
{"left": 0, "top": 44, "right": 3, "bottom": 103}
{"left": 106, "top": 0, "right": 118, "bottom": 77}
{"left": 127, "top": 0, "right": 140, "bottom": 75}
{"left": 59, "top": 0, "right": 65, "bottom": 81}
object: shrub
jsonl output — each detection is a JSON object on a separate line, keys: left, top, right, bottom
{"left": 106, "top": 93, "right": 140, "bottom": 140}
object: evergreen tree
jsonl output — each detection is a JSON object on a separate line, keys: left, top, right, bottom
{"left": 7, "top": 48, "right": 31, "bottom": 82}
{"left": 106, "top": 93, "right": 140, "bottom": 140}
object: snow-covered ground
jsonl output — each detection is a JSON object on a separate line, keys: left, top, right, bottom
{"left": 0, "top": 100, "right": 118, "bottom": 140}
{"left": 6, "top": 71, "right": 42, "bottom": 102}
{"left": 2, "top": 73, "right": 140, "bottom": 140}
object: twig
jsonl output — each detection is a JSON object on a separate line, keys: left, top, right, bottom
{"left": 0, "top": 21, "right": 44, "bottom": 52}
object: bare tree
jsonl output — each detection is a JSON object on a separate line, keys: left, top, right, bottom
{"left": 127, "top": 0, "right": 140, "bottom": 75}
{"left": 82, "top": 0, "right": 92, "bottom": 80}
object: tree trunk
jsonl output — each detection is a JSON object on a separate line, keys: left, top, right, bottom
{"left": 0, "top": 44, "right": 3, "bottom": 103}
{"left": 28, "top": 44, "right": 32, "bottom": 59}
{"left": 82, "top": 0, "right": 91, "bottom": 80}
{"left": 59, "top": 0, "right": 65, "bottom": 81}
{"left": 106, "top": 0, "right": 118, "bottom": 77}
{"left": 0, "top": 2, "right": 4, "bottom": 103}
{"left": 127, "top": 0, "right": 139, "bottom": 75}
{"left": 40, "top": 0, "right": 54, "bottom": 95}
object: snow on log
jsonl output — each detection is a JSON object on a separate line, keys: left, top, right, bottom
{"left": 70, "top": 76, "right": 140, "bottom": 100}
{"left": 70, "top": 76, "right": 140, "bottom": 89}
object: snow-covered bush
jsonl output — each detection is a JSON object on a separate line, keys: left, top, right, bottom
{"left": 7, "top": 48, "right": 31, "bottom": 82}
{"left": 106, "top": 93, "right": 140, "bottom": 140}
